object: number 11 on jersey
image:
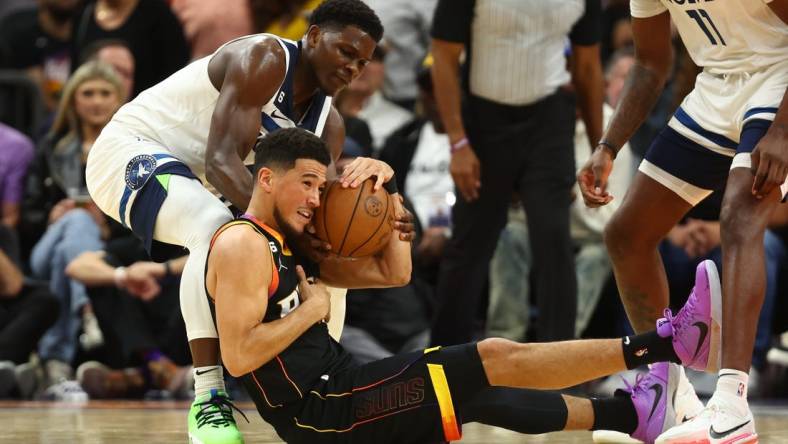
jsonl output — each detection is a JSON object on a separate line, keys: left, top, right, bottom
{"left": 687, "top": 9, "right": 726, "bottom": 46}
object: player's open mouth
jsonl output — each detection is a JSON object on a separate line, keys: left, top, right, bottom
{"left": 297, "top": 210, "right": 312, "bottom": 221}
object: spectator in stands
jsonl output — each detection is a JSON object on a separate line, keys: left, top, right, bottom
{"left": 335, "top": 46, "right": 413, "bottom": 154}
{"left": 365, "top": 0, "right": 438, "bottom": 110}
{"left": 25, "top": 61, "right": 125, "bottom": 400}
{"left": 171, "top": 0, "right": 253, "bottom": 59}
{"left": 0, "top": 0, "right": 35, "bottom": 22}
{"left": 71, "top": 0, "right": 189, "bottom": 97}
{"left": 79, "top": 38, "right": 135, "bottom": 99}
{"left": 0, "top": 0, "right": 81, "bottom": 111}
{"left": 0, "top": 123, "right": 35, "bottom": 229}
{"left": 379, "top": 58, "right": 453, "bottom": 266}
{"left": 0, "top": 225, "right": 59, "bottom": 399}
{"left": 429, "top": 0, "right": 604, "bottom": 345}
{"left": 263, "top": 0, "right": 320, "bottom": 41}
{"left": 66, "top": 241, "right": 191, "bottom": 399}
{"left": 340, "top": 61, "right": 456, "bottom": 364}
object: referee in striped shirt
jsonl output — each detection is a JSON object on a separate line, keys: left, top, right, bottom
{"left": 429, "top": 0, "right": 604, "bottom": 345}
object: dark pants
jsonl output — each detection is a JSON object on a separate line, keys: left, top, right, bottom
{"left": 431, "top": 91, "right": 577, "bottom": 345}
{"left": 87, "top": 278, "right": 189, "bottom": 368}
{"left": 0, "top": 284, "right": 59, "bottom": 363}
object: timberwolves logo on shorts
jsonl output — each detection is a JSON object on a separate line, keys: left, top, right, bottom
{"left": 125, "top": 154, "right": 157, "bottom": 190}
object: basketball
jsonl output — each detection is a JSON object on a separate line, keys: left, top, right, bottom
{"left": 313, "top": 179, "right": 395, "bottom": 258}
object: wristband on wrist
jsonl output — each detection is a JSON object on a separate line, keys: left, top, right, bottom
{"left": 450, "top": 137, "right": 469, "bottom": 153}
{"left": 597, "top": 140, "right": 618, "bottom": 159}
{"left": 114, "top": 266, "right": 127, "bottom": 287}
{"left": 382, "top": 174, "right": 398, "bottom": 195}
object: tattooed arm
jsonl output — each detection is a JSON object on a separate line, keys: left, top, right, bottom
{"left": 577, "top": 12, "right": 674, "bottom": 207}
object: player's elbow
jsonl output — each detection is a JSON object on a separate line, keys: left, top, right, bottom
{"left": 222, "top": 349, "right": 251, "bottom": 378}
{"left": 223, "top": 359, "right": 247, "bottom": 378}
{"left": 387, "top": 262, "right": 412, "bottom": 288}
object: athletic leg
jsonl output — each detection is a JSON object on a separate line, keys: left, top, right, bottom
{"left": 147, "top": 175, "right": 238, "bottom": 443}
{"left": 604, "top": 172, "right": 691, "bottom": 333}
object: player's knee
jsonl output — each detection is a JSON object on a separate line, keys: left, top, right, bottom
{"left": 188, "top": 205, "right": 233, "bottom": 247}
{"left": 477, "top": 337, "right": 519, "bottom": 362}
{"left": 720, "top": 195, "right": 764, "bottom": 247}
{"left": 604, "top": 213, "right": 640, "bottom": 259}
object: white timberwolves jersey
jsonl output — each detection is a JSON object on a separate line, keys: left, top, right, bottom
{"left": 109, "top": 34, "right": 332, "bottom": 182}
{"left": 630, "top": 0, "right": 788, "bottom": 74}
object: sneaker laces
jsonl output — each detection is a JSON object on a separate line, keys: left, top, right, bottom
{"left": 195, "top": 392, "right": 249, "bottom": 429}
{"left": 660, "top": 295, "right": 694, "bottom": 338}
{"left": 621, "top": 372, "right": 647, "bottom": 396}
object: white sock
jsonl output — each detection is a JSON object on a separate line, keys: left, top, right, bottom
{"left": 193, "top": 365, "right": 226, "bottom": 398}
{"left": 712, "top": 368, "right": 749, "bottom": 416}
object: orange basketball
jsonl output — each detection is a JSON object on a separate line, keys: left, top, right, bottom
{"left": 313, "top": 179, "right": 394, "bottom": 258}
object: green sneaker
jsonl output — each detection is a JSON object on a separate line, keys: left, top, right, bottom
{"left": 188, "top": 389, "right": 247, "bottom": 444}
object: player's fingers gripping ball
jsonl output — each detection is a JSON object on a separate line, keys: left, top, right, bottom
{"left": 313, "top": 178, "right": 395, "bottom": 258}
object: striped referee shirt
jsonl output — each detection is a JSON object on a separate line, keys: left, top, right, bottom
{"left": 431, "top": 0, "right": 601, "bottom": 106}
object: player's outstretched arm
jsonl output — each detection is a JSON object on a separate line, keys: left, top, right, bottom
{"left": 206, "top": 38, "right": 287, "bottom": 211}
{"left": 577, "top": 12, "right": 673, "bottom": 208}
{"left": 209, "top": 225, "right": 330, "bottom": 377}
{"left": 319, "top": 195, "right": 412, "bottom": 289}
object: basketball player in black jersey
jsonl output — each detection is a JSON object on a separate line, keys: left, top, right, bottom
{"left": 206, "top": 128, "right": 725, "bottom": 444}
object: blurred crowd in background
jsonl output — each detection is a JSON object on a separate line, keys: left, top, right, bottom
{"left": 1, "top": 0, "right": 787, "bottom": 403}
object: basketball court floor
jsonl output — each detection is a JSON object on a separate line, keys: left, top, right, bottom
{"left": 2, "top": 400, "right": 787, "bottom": 443}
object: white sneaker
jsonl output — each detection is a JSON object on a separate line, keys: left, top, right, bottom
{"left": 43, "top": 380, "right": 89, "bottom": 402}
{"left": 79, "top": 311, "right": 105, "bottom": 351}
{"left": 656, "top": 398, "right": 757, "bottom": 444}
{"left": 674, "top": 366, "right": 704, "bottom": 423}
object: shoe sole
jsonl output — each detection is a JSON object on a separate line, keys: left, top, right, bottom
{"left": 592, "top": 430, "right": 643, "bottom": 443}
{"left": 704, "top": 260, "right": 722, "bottom": 374}
{"left": 657, "top": 430, "right": 758, "bottom": 443}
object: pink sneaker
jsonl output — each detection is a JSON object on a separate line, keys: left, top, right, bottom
{"left": 656, "top": 260, "right": 722, "bottom": 373}
{"left": 626, "top": 362, "right": 679, "bottom": 443}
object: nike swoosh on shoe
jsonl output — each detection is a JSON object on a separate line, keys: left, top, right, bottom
{"left": 709, "top": 420, "right": 751, "bottom": 439}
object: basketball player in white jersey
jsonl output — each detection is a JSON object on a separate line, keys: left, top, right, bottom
{"left": 578, "top": 0, "right": 788, "bottom": 442}
{"left": 85, "top": 1, "right": 414, "bottom": 443}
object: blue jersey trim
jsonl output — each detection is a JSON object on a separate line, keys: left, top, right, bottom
{"left": 743, "top": 107, "right": 778, "bottom": 121}
{"left": 674, "top": 107, "right": 738, "bottom": 150}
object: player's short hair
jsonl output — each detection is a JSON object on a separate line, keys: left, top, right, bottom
{"left": 253, "top": 128, "right": 331, "bottom": 175}
{"left": 309, "top": 0, "right": 384, "bottom": 43}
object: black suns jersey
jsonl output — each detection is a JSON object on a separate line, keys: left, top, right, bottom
{"left": 206, "top": 214, "right": 353, "bottom": 416}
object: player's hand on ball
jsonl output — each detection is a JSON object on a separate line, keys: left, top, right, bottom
{"left": 296, "top": 265, "right": 331, "bottom": 323}
{"left": 392, "top": 194, "right": 415, "bottom": 242}
{"left": 577, "top": 145, "right": 615, "bottom": 208}
{"left": 339, "top": 157, "right": 394, "bottom": 191}
{"left": 293, "top": 226, "right": 332, "bottom": 263}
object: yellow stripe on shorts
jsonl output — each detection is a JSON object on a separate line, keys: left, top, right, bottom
{"left": 426, "top": 363, "right": 461, "bottom": 442}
